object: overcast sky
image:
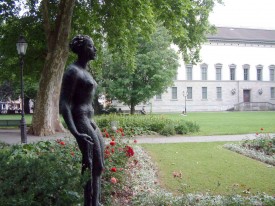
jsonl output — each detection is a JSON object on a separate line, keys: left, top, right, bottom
{"left": 209, "top": 0, "right": 275, "bottom": 30}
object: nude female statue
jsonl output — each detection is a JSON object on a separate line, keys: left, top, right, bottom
{"left": 59, "top": 35, "right": 104, "bottom": 206}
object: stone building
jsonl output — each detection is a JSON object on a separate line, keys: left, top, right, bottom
{"left": 113, "top": 27, "right": 275, "bottom": 112}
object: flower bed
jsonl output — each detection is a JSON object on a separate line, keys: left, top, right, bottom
{"left": 224, "top": 129, "right": 275, "bottom": 166}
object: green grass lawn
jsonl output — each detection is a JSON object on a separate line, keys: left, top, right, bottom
{"left": 159, "top": 111, "right": 275, "bottom": 135}
{"left": 142, "top": 142, "right": 275, "bottom": 195}
{"left": 1, "top": 112, "right": 274, "bottom": 135}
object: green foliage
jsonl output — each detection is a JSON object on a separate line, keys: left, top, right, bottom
{"left": 95, "top": 114, "right": 199, "bottom": 136}
{"left": 0, "top": 132, "right": 136, "bottom": 205}
{"left": 103, "top": 25, "right": 179, "bottom": 111}
{"left": 159, "top": 124, "right": 176, "bottom": 136}
{"left": 0, "top": 138, "right": 84, "bottom": 205}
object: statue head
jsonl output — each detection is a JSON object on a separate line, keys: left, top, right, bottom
{"left": 69, "top": 35, "right": 96, "bottom": 60}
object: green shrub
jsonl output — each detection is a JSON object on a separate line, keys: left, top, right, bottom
{"left": 0, "top": 139, "right": 84, "bottom": 206}
{"left": 0, "top": 132, "right": 135, "bottom": 206}
{"left": 174, "top": 120, "right": 189, "bottom": 134}
{"left": 95, "top": 114, "right": 199, "bottom": 136}
{"left": 185, "top": 121, "right": 200, "bottom": 133}
{"left": 159, "top": 124, "right": 176, "bottom": 136}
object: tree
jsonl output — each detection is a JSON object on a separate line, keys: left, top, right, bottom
{"left": 103, "top": 26, "right": 179, "bottom": 114}
{"left": 0, "top": 0, "right": 220, "bottom": 135}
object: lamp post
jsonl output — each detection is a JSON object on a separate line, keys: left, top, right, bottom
{"left": 182, "top": 91, "right": 188, "bottom": 115}
{"left": 16, "top": 35, "right": 28, "bottom": 143}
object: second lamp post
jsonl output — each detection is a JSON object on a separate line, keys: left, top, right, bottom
{"left": 182, "top": 91, "right": 188, "bottom": 115}
{"left": 16, "top": 35, "right": 28, "bottom": 144}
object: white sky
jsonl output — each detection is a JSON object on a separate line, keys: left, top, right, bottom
{"left": 209, "top": 0, "right": 275, "bottom": 30}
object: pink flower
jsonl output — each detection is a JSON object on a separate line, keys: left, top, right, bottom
{"left": 110, "top": 177, "right": 117, "bottom": 184}
{"left": 134, "top": 139, "right": 137, "bottom": 143}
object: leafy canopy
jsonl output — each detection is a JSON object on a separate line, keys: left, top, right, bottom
{"left": 103, "top": 25, "right": 179, "bottom": 109}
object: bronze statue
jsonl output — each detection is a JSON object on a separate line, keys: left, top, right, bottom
{"left": 60, "top": 35, "right": 104, "bottom": 206}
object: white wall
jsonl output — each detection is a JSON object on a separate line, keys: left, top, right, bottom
{"left": 177, "top": 43, "right": 275, "bottom": 81}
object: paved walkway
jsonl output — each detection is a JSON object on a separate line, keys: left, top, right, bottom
{"left": 0, "top": 129, "right": 70, "bottom": 144}
{"left": 0, "top": 129, "right": 259, "bottom": 145}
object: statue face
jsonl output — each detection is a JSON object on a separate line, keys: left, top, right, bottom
{"left": 85, "top": 38, "right": 97, "bottom": 60}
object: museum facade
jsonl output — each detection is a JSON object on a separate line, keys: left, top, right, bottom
{"left": 113, "top": 27, "right": 275, "bottom": 112}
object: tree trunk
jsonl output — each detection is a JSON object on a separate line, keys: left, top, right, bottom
{"left": 130, "top": 102, "right": 135, "bottom": 115}
{"left": 24, "top": 97, "right": 30, "bottom": 114}
{"left": 28, "top": 0, "right": 76, "bottom": 136}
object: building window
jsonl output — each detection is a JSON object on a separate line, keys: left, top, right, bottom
{"left": 171, "top": 87, "right": 177, "bottom": 99}
{"left": 215, "top": 63, "right": 222, "bottom": 80}
{"left": 271, "top": 87, "right": 275, "bottom": 99}
{"left": 156, "top": 94, "right": 162, "bottom": 100}
{"left": 202, "top": 87, "right": 207, "bottom": 100}
{"left": 256, "top": 65, "right": 263, "bottom": 81}
{"left": 187, "top": 87, "right": 192, "bottom": 99}
{"left": 269, "top": 65, "right": 275, "bottom": 81}
{"left": 201, "top": 64, "right": 208, "bottom": 80}
{"left": 186, "top": 64, "right": 193, "bottom": 80}
{"left": 216, "top": 87, "right": 222, "bottom": 99}
{"left": 229, "top": 64, "right": 236, "bottom": 80}
{"left": 243, "top": 64, "right": 250, "bottom": 80}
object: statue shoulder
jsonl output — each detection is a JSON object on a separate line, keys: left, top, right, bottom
{"left": 64, "top": 64, "right": 81, "bottom": 78}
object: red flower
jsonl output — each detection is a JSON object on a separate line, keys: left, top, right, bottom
{"left": 110, "top": 177, "right": 117, "bottom": 184}
{"left": 110, "top": 141, "right": 116, "bottom": 146}
{"left": 111, "top": 148, "right": 115, "bottom": 153}
{"left": 260, "top": 128, "right": 264, "bottom": 131}
{"left": 125, "top": 146, "right": 134, "bottom": 157}
{"left": 121, "top": 132, "right": 125, "bottom": 136}
{"left": 59, "top": 141, "right": 65, "bottom": 146}
{"left": 111, "top": 167, "right": 117, "bottom": 172}
{"left": 71, "top": 152, "right": 75, "bottom": 156}
{"left": 105, "top": 132, "right": 110, "bottom": 138}
{"left": 119, "top": 128, "right": 124, "bottom": 132}
{"left": 134, "top": 139, "right": 137, "bottom": 143}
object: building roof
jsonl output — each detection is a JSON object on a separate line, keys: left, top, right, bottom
{"left": 207, "top": 27, "right": 275, "bottom": 45}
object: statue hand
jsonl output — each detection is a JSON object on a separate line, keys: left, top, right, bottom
{"left": 77, "top": 133, "right": 94, "bottom": 144}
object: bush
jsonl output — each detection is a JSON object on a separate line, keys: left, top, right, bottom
{"left": 95, "top": 114, "right": 199, "bottom": 136}
{"left": 0, "top": 132, "right": 136, "bottom": 206}
{"left": 159, "top": 124, "right": 176, "bottom": 136}
{"left": 0, "top": 139, "right": 84, "bottom": 206}
{"left": 174, "top": 120, "right": 189, "bottom": 134}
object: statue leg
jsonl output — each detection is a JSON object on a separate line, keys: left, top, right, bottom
{"left": 91, "top": 132, "right": 104, "bottom": 206}
{"left": 82, "top": 140, "right": 94, "bottom": 206}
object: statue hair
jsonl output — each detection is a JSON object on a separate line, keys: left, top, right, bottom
{"left": 69, "top": 35, "right": 92, "bottom": 54}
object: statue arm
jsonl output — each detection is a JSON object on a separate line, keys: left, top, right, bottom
{"left": 60, "top": 69, "right": 81, "bottom": 137}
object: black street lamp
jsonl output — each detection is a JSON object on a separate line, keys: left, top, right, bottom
{"left": 16, "top": 35, "right": 28, "bottom": 143}
{"left": 182, "top": 91, "right": 188, "bottom": 115}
